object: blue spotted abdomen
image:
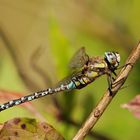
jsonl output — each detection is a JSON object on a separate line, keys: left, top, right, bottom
{"left": 66, "top": 75, "right": 92, "bottom": 90}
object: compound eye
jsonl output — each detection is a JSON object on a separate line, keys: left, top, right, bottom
{"left": 116, "top": 54, "right": 120, "bottom": 62}
{"left": 111, "top": 57, "right": 114, "bottom": 61}
{"left": 109, "top": 56, "right": 114, "bottom": 63}
{"left": 111, "top": 57, "right": 116, "bottom": 62}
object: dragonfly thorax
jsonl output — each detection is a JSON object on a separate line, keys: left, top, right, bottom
{"left": 104, "top": 52, "right": 120, "bottom": 70}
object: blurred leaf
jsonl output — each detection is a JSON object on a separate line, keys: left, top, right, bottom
{"left": 0, "top": 117, "right": 64, "bottom": 140}
{"left": 121, "top": 95, "right": 140, "bottom": 119}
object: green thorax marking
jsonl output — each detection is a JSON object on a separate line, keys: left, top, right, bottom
{"left": 83, "top": 57, "right": 108, "bottom": 80}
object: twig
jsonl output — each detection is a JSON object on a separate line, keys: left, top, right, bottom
{"left": 73, "top": 42, "right": 140, "bottom": 140}
{"left": 65, "top": 118, "right": 113, "bottom": 140}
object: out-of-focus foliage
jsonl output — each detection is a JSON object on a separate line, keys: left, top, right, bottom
{"left": 122, "top": 95, "right": 140, "bottom": 119}
{"left": 0, "top": 0, "right": 140, "bottom": 140}
{"left": 0, "top": 117, "right": 64, "bottom": 140}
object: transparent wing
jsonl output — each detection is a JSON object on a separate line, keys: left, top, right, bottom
{"left": 69, "top": 47, "right": 89, "bottom": 69}
{"left": 55, "top": 71, "right": 82, "bottom": 89}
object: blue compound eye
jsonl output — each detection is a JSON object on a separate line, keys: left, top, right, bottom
{"left": 104, "top": 52, "right": 120, "bottom": 68}
{"left": 115, "top": 53, "right": 121, "bottom": 63}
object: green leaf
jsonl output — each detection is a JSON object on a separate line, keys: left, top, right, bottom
{"left": 0, "top": 117, "right": 64, "bottom": 140}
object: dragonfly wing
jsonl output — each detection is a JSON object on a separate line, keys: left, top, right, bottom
{"left": 55, "top": 71, "right": 82, "bottom": 89}
{"left": 69, "top": 47, "right": 89, "bottom": 69}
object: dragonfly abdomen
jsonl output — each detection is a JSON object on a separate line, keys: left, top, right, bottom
{"left": 0, "top": 88, "right": 63, "bottom": 111}
{"left": 70, "top": 76, "right": 92, "bottom": 89}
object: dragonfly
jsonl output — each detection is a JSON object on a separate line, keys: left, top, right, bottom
{"left": 0, "top": 47, "right": 120, "bottom": 112}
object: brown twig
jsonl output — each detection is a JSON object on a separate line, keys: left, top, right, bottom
{"left": 65, "top": 118, "right": 113, "bottom": 140}
{"left": 73, "top": 42, "right": 140, "bottom": 140}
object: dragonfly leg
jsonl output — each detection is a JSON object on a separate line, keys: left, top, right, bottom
{"left": 112, "top": 71, "right": 117, "bottom": 76}
{"left": 110, "top": 77, "right": 129, "bottom": 92}
{"left": 112, "top": 77, "right": 125, "bottom": 87}
{"left": 107, "top": 74, "right": 114, "bottom": 95}
{"left": 110, "top": 63, "right": 133, "bottom": 91}
{"left": 117, "top": 63, "right": 133, "bottom": 70}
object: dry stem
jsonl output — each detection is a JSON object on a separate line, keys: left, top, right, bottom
{"left": 73, "top": 42, "right": 140, "bottom": 140}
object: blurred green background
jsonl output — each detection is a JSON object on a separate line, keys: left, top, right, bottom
{"left": 0, "top": 0, "right": 140, "bottom": 140}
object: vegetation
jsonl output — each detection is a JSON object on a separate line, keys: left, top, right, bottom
{"left": 0, "top": 1, "right": 140, "bottom": 140}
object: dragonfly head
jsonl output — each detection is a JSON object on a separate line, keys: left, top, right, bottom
{"left": 104, "top": 52, "right": 120, "bottom": 70}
